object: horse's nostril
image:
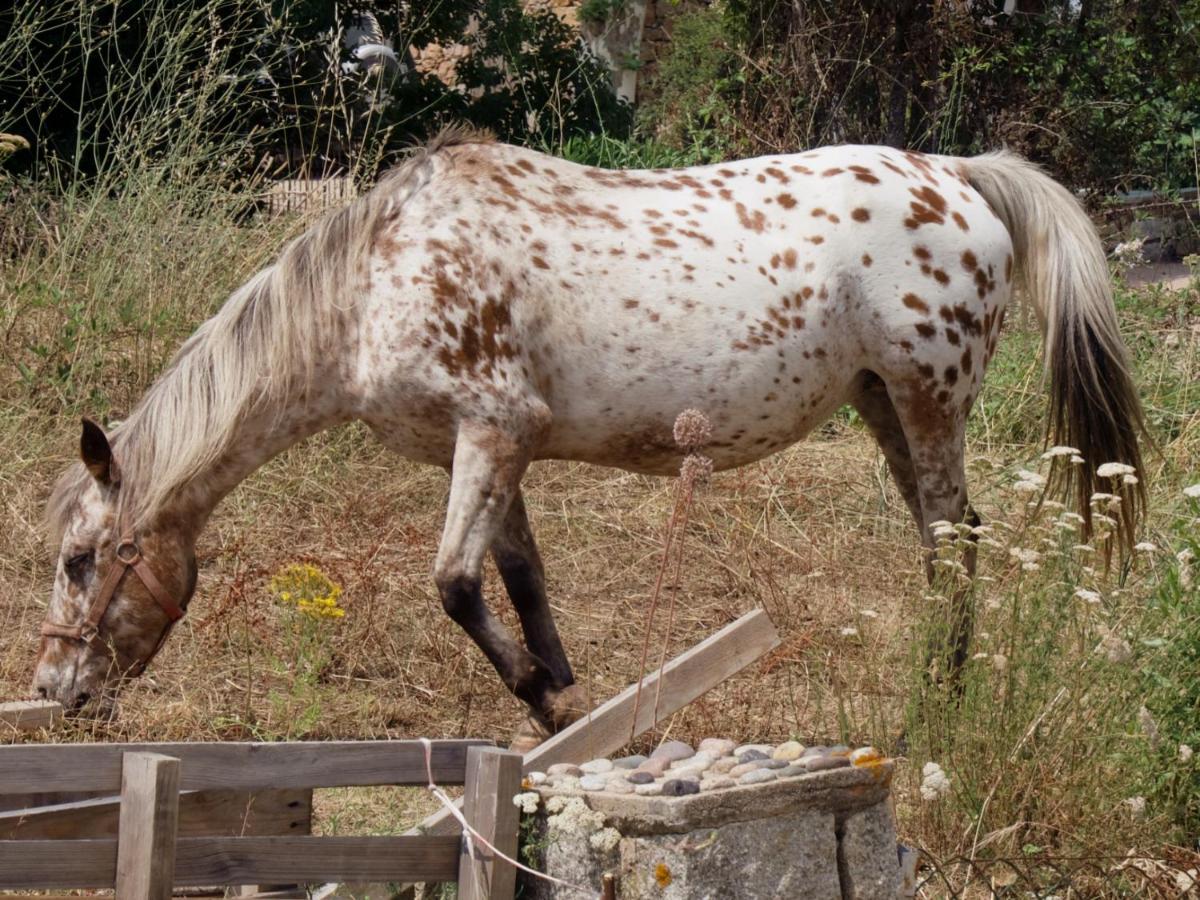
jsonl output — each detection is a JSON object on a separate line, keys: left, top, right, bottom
{"left": 73, "top": 692, "right": 91, "bottom": 711}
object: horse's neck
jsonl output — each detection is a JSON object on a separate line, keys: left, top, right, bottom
{"left": 171, "top": 380, "right": 352, "bottom": 533}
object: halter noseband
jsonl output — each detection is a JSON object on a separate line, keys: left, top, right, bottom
{"left": 40, "top": 503, "right": 186, "bottom": 675}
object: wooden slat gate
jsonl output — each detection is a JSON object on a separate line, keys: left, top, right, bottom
{"left": 0, "top": 740, "right": 521, "bottom": 900}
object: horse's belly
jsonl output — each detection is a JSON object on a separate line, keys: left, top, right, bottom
{"left": 536, "top": 345, "right": 858, "bottom": 474}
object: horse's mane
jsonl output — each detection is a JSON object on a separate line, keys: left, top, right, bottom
{"left": 48, "top": 125, "right": 495, "bottom": 541}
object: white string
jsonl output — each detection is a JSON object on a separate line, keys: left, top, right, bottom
{"left": 418, "top": 738, "right": 600, "bottom": 898}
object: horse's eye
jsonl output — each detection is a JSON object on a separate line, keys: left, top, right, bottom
{"left": 64, "top": 551, "right": 93, "bottom": 582}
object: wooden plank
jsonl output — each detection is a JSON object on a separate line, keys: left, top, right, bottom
{"left": 458, "top": 747, "right": 522, "bottom": 900}
{"left": 415, "top": 608, "right": 779, "bottom": 836}
{"left": 0, "top": 739, "right": 491, "bottom": 794}
{"left": 175, "top": 835, "right": 462, "bottom": 884}
{"left": 117, "top": 752, "right": 181, "bottom": 900}
{"left": 0, "top": 700, "right": 62, "bottom": 732}
{"left": 0, "top": 836, "right": 460, "bottom": 888}
{"left": 0, "top": 788, "right": 312, "bottom": 840}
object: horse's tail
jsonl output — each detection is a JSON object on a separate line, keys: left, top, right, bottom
{"left": 960, "top": 150, "right": 1146, "bottom": 552}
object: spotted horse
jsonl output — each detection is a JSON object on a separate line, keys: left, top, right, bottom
{"left": 33, "top": 127, "right": 1145, "bottom": 747}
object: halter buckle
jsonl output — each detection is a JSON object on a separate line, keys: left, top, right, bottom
{"left": 115, "top": 540, "right": 140, "bottom": 564}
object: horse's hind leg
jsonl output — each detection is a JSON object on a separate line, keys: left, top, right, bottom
{"left": 434, "top": 416, "right": 571, "bottom": 730}
{"left": 491, "top": 491, "right": 587, "bottom": 747}
{"left": 852, "top": 371, "right": 923, "bottom": 526}
{"left": 872, "top": 376, "right": 980, "bottom": 684}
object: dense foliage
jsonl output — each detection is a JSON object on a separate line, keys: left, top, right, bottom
{"left": 645, "top": 0, "right": 1200, "bottom": 192}
{"left": 0, "top": 0, "right": 630, "bottom": 183}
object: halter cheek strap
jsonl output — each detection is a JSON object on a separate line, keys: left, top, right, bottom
{"left": 40, "top": 510, "right": 185, "bottom": 674}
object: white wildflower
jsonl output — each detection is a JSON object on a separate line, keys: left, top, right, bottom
{"left": 1179, "top": 744, "right": 1194, "bottom": 763}
{"left": 1073, "top": 544, "right": 1096, "bottom": 554}
{"left": 1059, "top": 511, "right": 1086, "bottom": 525}
{"left": 1112, "top": 238, "right": 1146, "bottom": 267}
{"left": 859, "top": 609, "right": 879, "bottom": 619}
{"left": 1093, "top": 513, "right": 1118, "bottom": 529}
{"left": 1134, "top": 542, "right": 1157, "bottom": 553}
{"left": 979, "top": 537, "right": 1004, "bottom": 549}
{"left": 1013, "top": 480, "right": 1043, "bottom": 495}
{"left": 1123, "top": 473, "right": 1139, "bottom": 486}
{"left": 589, "top": 827, "right": 621, "bottom": 853}
{"left": 1041, "top": 446, "right": 1080, "bottom": 459}
{"left": 1009, "top": 547, "right": 1040, "bottom": 565}
{"left": 1074, "top": 587, "right": 1102, "bottom": 605}
{"left": 839, "top": 626, "right": 859, "bottom": 638}
{"left": 971, "top": 524, "right": 994, "bottom": 536}
{"left": 1042, "top": 500, "right": 1066, "bottom": 511}
{"left": 545, "top": 796, "right": 605, "bottom": 835}
{"left": 512, "top": 792, "right": 541, "bottom": 814}
{"left": 920, "top": 762, "right": 951, "bottom": 801}
{"left": 1184, "top": 483, "right": 1200, "bottom": 499}
{"left": 932, "top": 558, "right": 968, "bottom": 575}
{"left": 1097, "top": 462, "right": 1136, "bottom": 479}
{"left": 1123, "top": 795, "right": 1147, "bottom": 819}
{"left": 1070, "top": 454, "right": 1085, "bottom": 464}
{"left": 1018, "top": 469, "right": 1046, "bottom": 486}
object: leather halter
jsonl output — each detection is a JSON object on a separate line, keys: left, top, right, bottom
{"left": 40, "top": 501, "right": 185, "bottom": 676}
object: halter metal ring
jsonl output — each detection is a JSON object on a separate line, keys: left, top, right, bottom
{"left": 115, "top": 540, "right": 141, "bottom": 564}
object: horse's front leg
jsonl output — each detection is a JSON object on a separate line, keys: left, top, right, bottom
{"left": 434, "top": 416, "right": 573, "bottom": 733}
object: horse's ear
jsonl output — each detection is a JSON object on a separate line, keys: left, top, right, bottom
{"left": 80, "top": 418, "right": 114, "bottom": 484}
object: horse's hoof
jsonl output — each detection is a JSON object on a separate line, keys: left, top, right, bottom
{"left": 548, "top": 683, "right": 589, "bottom": 729}
{"left": 510, "top": 716, "right": 550, "bottom": 754}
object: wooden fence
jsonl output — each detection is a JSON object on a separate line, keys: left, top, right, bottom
{"left": 0, "top": 739, "right": 521, "bottom": 900}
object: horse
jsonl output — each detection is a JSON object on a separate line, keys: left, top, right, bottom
{"left": 31, "top": 127, "right": 1145, "bottom": 746}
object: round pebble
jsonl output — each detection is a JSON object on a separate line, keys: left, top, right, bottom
{"left": 763, "top": 759, "right": 788, "bottom": 770}
{"left": 729, "top": 760, "right": 770, "bottom": 777}
{"left": 734, "top": 744, "right": 773, "bottom": 757}
{"left": 547, "top": 763, "right": 582, "bottom": 777}
{"left": 737, "top": 749, "right": 770, "bottom": 764}
{"left": 606, "top": 779, "right": 634, "bottom": 794}
{"left": 527, "top": 771, "right": 547, "bottom": 786}
{"left": 739, "top": 768, "right": 778, "bottom": 785}
{"left": 710, "top": 756, "right": 739, "bottom": 774}
{"left": 700, "top": 775, "right": 735, "bottom": 791}
{"left": 635, "top": 782, "right": 663, "bottom": 796}
{"left": 612, "top": 755, "right": 647, "bottom": 770}
{"left": 649, "top": 740, "right": 695, "bottom": 763}
{"left": 636, "top": 757, "right": 670, "bottom": 777}
{"left": 580, "top": 758, "right": 614, "bottom": 775}
{"left": 626, "top": 770, "right": 655, "bottom": 785}
{"left": 829, "top": 744, "right": 851, "bottom": 755}
{"left": 661, "top": 779, "right": 701, "bottom": 797}
{"left": 671, "top": 751, "right": 714, "bottom": 772}
{"left": 698, "top": 738, "right": 737, "bottom": 756}
{"left": 550, "top": 775, "right": 581, "bottom": 791}
{"left": 779, "top": 764, "right": 808, "bottom": 779}
{"left": 669, "top": 765, "right": 704, "bottom": 782}
{"left": 579, "top": 774, "right": 608, "bottom": 791}
{"left": 773, "top": 741, "right": 805, "bottom": 761}
{"left": 805, "top": 755, "right": 851, "bottom": 772}
{"left": 802, "top": 746, "right": 828, "bottom": 758}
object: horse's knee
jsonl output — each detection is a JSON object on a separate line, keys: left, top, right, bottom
{"left": 435, "top": 571, "right": 480, "bottom": 623}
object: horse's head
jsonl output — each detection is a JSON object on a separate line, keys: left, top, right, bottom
{"left": 32, "top": 419, "right": 197, "bottom": 716}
